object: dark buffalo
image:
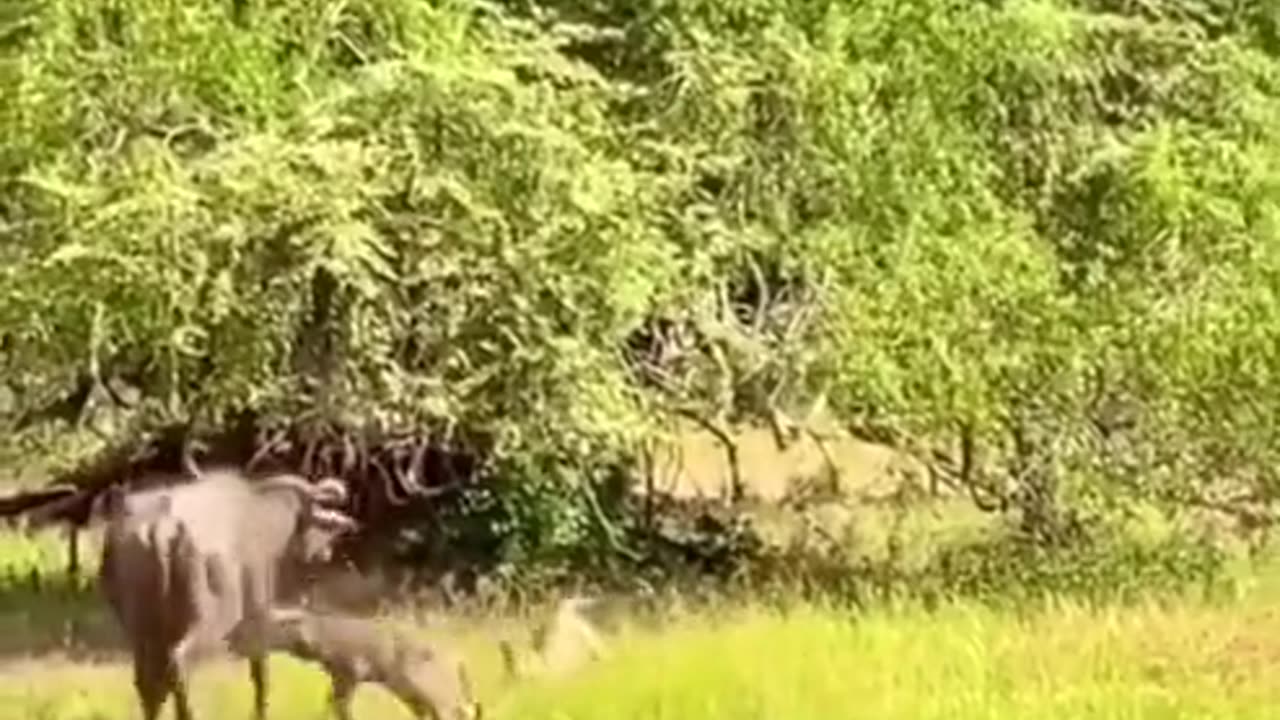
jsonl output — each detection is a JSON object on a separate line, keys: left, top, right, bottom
{"left": 99, "top": 469, "right": 357, "bottom": 720}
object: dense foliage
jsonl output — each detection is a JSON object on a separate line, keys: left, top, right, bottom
{"left": 2, "top": 0, "right": 1279, "bottom": 580}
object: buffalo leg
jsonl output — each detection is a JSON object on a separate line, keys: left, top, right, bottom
{"left": 168, "top": 567, "right": 221, "bottom": 720}
{"left": 248, "top": 654, "right": 270, "bottom": 720}
{"left": 238, "top": 619, "right": 269, "bottom": 720}
{"left": 172, "top": 552, "right": 241, "bottom": 720}
{"left": 133, "top": 646, "right": 173, "bottom": 720}
{"left": 170, "top": 674, "right": 195, "bottom": 720}
{"left": 387, "top": 679, "right": 431, "bottom": 720}
{"left": 330, "top": 673, "right": 357, "bottom": 720}
{"left": 166, "top": 642, "right": 201, "bottom": 720}
{"left": 241, "top": 564, "right": 274, "bottom": 720}
{"left": 404, "top": 697, "right": 430, "bottom": 720}
{"left": 163, "top": 635, "right": 198, "bottom": 720}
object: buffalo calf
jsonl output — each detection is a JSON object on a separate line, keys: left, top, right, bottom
{"left": 258, "top": 607, "right": 481, "bottom": 720}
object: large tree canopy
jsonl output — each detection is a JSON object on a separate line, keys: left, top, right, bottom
{"left": 2, "top": 0, "right": 1279, "bottom": 563}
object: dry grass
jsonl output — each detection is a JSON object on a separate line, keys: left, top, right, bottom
{"left": 644, "top": 421, "right": 914, "bottom": 502}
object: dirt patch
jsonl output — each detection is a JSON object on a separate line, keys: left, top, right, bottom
{"left": 1204, "top": 608, "right": 1280, "bottom": 685}
{"left": 1139, "top": 607, "right": 1280, "bottom": 687}
{"left": 643, "top": 422, "right": 921, "bottom": 502}
{"left": 1212, "top": 634, "right": 1280, "bottom": 684}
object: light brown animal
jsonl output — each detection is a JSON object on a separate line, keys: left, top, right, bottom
{"left": 498, "top": 596, "right": 608, "bottom": 681}
{"left": 99, "top": 470, "right": 357, "bottom": 720}
{"left": 259, "top": 607, "right": 481, "bottom": 720}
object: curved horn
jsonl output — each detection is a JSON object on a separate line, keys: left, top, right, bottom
{"left": 255, "top": 473, "right": 314, "bottom": 496}
{"left": 257, "top": 474, "right": 351, "bottom": 512}
{"left": 311, "top": 506, "right": 358, "bottom": 533}
{"left": 311, "top": 477, "right": 349, "bottom": 506}
{"left": 256, "top": 474, "right": 326, "bottom": 511}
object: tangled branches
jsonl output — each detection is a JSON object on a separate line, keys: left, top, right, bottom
{"left": 0, "top": 412, "right": 487, "bottom": 537}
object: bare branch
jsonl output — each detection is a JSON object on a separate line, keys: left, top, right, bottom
{"left": 672, "top": 406, "right": 742, "bottom": 503}
{"left": 374, "top": 456, "right": 408, "bottom": 507}
{"left": 745, "top": 252, "right": 770, "bottom": 336}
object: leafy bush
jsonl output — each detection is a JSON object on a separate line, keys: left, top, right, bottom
{"left": 2, "top": 0, "right": 1278, "bottom": 589}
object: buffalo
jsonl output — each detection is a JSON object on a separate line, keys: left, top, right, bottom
{"left": 99, "top": 469, "right": 357, "bottom": 720}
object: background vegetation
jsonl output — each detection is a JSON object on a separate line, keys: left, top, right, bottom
{"left": 2, "top": 0, "right": 1279, "bottom": 598}
{"left": 4, "top": 1, "right": 1280, "bottom": 718}
{"left": 6, "top": 551, "right": 1280, "bottom": 719}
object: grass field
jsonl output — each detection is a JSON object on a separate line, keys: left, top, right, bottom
{"left": 4, "top": 587, "right": 1280, "bottom": 720}
{"left": 2, "top": 522, "right": 1280, "bottom": 720}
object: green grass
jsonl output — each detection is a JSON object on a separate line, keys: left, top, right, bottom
{"left": 4, "top": 528, "right": 1280, "bottom": 719}
{"left": 0, "top": 528, "right": 117, "bottom": 659}
{"left": 496, "top": 596, "right": 1280, "bottom": 720}
{"left": 4, "top": 585, "right": 1280, "bottom": 720}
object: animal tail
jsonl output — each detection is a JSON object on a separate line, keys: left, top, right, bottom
{"left": 146, "top": 515, "right": 190, "bottom": 638}
{"left": 148, "top": 519, "right": 173, "bottom": 609}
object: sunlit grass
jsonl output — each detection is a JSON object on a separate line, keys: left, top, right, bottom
{"left": 4, "top": 580, "right": 1280, "bottom": 720}
{"left": 494, "top": 594, "right": 1280, "bottom": 720}
{"left": 4, "top": 528, "right": 1280, "bottom": 719}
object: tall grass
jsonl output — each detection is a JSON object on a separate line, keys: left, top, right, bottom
{"left": 498, "top": 595, "right": 1280, "bottom": 720}
{"left": 4, "top": 564, "right": 1280, "bottom": 720}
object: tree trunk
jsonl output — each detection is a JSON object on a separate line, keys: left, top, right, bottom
{"left": 66, "top": 525, "right": 80, "bottom": 582}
